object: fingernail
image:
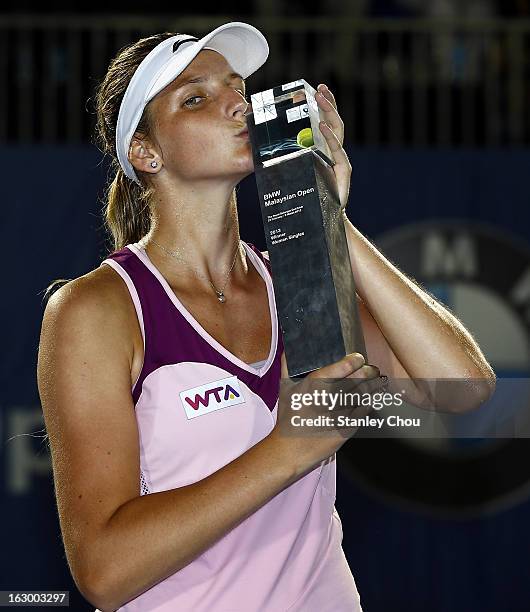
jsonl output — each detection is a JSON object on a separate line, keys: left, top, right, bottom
{"left": 346, "top": 353, "right": 364, "bottom": 367}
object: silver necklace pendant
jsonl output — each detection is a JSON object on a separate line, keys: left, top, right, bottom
{"left": 147, "top": 238, "right": 241, "bottom": 305}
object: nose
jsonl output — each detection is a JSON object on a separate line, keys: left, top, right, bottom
{"left": 229, "top": 89, "right": 249, "bottom": 120}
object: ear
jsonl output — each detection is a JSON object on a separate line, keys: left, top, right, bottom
{"left": 128, "top": 134, "right": 162, "bottom": 177}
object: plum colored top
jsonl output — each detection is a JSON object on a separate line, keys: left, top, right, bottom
{"left": 96, "top": 240, "right": 362, "bottom": 612}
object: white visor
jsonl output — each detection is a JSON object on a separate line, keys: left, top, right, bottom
{"left": 115, "top": 21, "right": 269, "bottom": 184}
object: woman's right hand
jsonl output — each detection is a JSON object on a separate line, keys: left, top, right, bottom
{"left": 268, "top": 351, "right": 385, "bottom": 477}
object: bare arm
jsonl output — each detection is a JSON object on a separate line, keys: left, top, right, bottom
{"left": 97, "top": 435, "right": 295, "bottom": 610}
{"left": 37, "top": 273, "right": 299, "bottom": 611}
{"left": 342, "top": 217, "right": 496, "bottom": 411}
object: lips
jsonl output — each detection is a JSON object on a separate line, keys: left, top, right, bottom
{"left": 236, "top": 126, "right": 249, "bottom": 137}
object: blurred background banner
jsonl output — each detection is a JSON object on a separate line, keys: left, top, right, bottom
{"left": 2, "top": 4, "right": 530, "bottom": 611}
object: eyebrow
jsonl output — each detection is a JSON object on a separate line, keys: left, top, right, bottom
{"left": 175, "top": 72, "right": 245, "bottom": 90}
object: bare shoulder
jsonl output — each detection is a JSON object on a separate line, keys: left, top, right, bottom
{"left": 44, "top": 264, "right": 139, "bottom": 352}
{"left": 37, "top": 264, "right": 142, "bottom": 594}
{"left": 46, "top": 263, "right": 133, "bottom": 317}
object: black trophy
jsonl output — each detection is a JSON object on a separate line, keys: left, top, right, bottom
{"left": 246, "top": 79, "right": 366, "bottom": 377}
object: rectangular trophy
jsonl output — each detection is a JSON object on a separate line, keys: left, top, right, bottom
{"left": 246, "top": 79, "right": 367, "bottom": 377}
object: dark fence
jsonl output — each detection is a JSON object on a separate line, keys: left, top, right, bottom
{"left": 2, "top": 15, "right": 530, "bottom": 146}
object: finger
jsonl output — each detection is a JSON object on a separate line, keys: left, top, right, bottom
{"left": 316, "top": 90, "right": 344, "bottom": 144}
{"left": 319, "top": 121, "right": 351, "bottom": 171}
{"left": 317, "top": 83, "right": 337, "bottom": 110}
{"left": 353, "top": 374, "right": 387, "bottom": 397}
{"left": 328, "top": 371, "right": 383, "bottom": 408}
{"left": 345, "top": 364, "right": 381, "bottom": 380}
{"left": 324, "top": 373, "right": 376, "bottom": 399}
{"left": 308, "top": 352, "right": 365, "bottom": 380}
{"left": 316, "top": 89, "right": 340, "bottom": 121}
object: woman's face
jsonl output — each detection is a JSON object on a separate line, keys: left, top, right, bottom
{"left": 145, "top": 49, "right": 253, "bottom": 183}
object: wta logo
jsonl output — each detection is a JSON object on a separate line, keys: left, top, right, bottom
{"left": 180, "top": 375, "right": 246, "bottom": 419}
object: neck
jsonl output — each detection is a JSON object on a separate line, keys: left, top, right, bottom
{"left": 141, "top": 178, "right": 247, "bottom": 288}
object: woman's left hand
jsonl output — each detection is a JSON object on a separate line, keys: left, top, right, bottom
{"left": 315, "top": 83, "right": 351, "bottom": 217}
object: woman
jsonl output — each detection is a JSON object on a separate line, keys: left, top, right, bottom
{"left": 37, "top": 21, "right": 495, "bottom": 612}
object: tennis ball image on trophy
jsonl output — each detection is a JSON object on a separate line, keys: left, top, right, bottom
{"left": 297, "top": 127, "right": 314, "bottom": 148}
{"left": 246, "top": 79, "right": 366, "bottom": 377}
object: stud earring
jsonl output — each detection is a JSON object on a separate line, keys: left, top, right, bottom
{"left": 150, "top": 161, "right": 158, "bottom": 168}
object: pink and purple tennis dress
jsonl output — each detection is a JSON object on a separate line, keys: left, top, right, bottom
{"left": 97, "top": 240, "right": 362, "bottom": 611}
